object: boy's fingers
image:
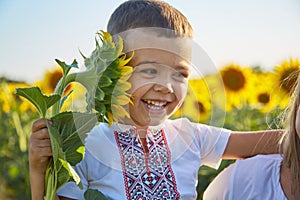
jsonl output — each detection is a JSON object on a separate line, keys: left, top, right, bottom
{"left": 37, "top": 147, "right": 53, "bottom": 157}
{"left": 29, "top": 142, "right": 52, "bottom": 156}
{"left": 32, "top": 118, "right": 53, "bottom": 132}
{"left": 31, "top": 128, "right": 50, "bottom": 140}
{"left": 32, "top": 138, "right": 51, "bottom": 148}
{"left": 32, "top": 119, "right": 47, "bottom": 132}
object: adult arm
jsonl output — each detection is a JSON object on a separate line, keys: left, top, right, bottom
{"left": 222, "top": 129, "right": 283, "bottom": 159}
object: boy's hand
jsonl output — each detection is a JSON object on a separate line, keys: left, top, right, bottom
{"left": 29, "top": 118, "right": 52, "bottom": 174}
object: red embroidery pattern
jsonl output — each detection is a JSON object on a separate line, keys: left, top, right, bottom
{"left": 115, "top": 128, "right": 180, "bottom": 200}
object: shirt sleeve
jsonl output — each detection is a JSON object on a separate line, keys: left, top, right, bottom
{"left": 203, "top": 163, "right": 236, "bottom": 200}
{"left": 204, "top": 155, "right": 286, "bottom": 200}
{"left": 197, "top": 123, "right": 231, "bottom": 169}
{"left": 57, "top": 181, "right": 85, "bottom": 199}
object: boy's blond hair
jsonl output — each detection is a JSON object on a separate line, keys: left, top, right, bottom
{"left": 107, "top": 0, "right": 193, "bottom": 38}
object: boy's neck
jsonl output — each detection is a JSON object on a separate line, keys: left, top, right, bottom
{"left": 122, "top": 117, "right": 151, "bottom": 132}
{"left": 136, "top": 128, "right": 148, "bottom": 138}
{"left": 121, "top": 117, "right": 164, "bottom": 134}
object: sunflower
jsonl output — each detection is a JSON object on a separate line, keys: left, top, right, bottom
{"left": 13, "top": 31, "right": 133, "bottom": 199}
{"left": 82, "top": 31, "right": 133, "bottom": 125}
{"left": 34, "top": 67, "right": 73, "bottom": 95}
{"left": 273, "top": 58, "right": 300, "bottom": 108}
{"left": 219, "top": 64, "right": 254, "bottom": 110}
{"left": 247, "top": 71, "right": 280, "bottom": 113}
{"left": 110, "top": 56, "right": 133, "bottom": 123}
{"left": 176, "top": 78, "right": 211, "bottom": 123}
{"left": 60, "top": 82, "right": 87, "bottom": 112}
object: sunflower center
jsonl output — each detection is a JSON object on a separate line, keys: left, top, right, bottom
{"left": 195, "top": 101, "right": 206, "bottom": 113}
{"left": 257, "top": 93, "right": 270, "bottom": 104}
{"left": 279, "top": 68, "right": 298, "bottom": 95}
{"left": 48, "top": 70, "right": 63, "bottom": 92}
{"left": 222, "top": 68, "right": 246, "bottom": 91}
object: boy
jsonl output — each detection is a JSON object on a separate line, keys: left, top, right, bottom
{"left": 30, "top": 1, "right": 282, "bottom": 199}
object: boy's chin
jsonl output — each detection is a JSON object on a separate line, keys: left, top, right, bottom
{"left": 144, "top": 117, "right": 169, "bottom": 127}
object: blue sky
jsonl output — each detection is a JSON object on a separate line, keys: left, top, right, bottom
{"left": 1, "top": 0, "right": 299, "bottom": 82}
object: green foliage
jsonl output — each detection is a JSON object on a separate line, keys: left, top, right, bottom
{"left": 84, "top": 189, "right": 108, "bottom": 200}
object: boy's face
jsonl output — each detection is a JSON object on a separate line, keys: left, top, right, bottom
{"left": 122, "top": 29, "right": 192, "bottom": 127}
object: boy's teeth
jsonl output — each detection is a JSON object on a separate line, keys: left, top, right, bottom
{"left": 144, "top": 100, "right": 166, "bottom": 106}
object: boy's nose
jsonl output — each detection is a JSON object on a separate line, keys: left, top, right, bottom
{"left": 153, "top": 82, "right": 174, "bottom": 93}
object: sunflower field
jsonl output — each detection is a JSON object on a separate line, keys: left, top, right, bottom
{"left": 0, "top": 58, "right": 299, "bottom": 199}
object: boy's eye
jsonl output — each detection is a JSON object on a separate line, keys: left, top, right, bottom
{"left": 141, "top": 68, "right": 157, "bottom": 75}
{"left": 174, "top": 72, "right": 184, "bottom": 78}
{"left": 173, "top": 71, "right": 188, "bottom": 79}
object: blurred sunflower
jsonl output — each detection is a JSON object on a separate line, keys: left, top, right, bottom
{"left": 1, "top": 81, "right": 35, "bottom": 113}
{"left": 273, "top": 58, "right": 300, "bottom": 108}
{"left": 34, "top": 67, "right": 73, "bottom": 95}
{"left": 175, "top": 78, "right": 211, "bottom": 123}
{"left": 220, "top": 64, "right": 254, "bottom": 110}
{"left": 247, "top": 72, "right": 280, "bottom": 113}
{"left": 60, "top": 82, "right": 87, "bottom": 112}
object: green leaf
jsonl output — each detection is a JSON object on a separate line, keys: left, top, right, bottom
{"left": 55, "top": 59, "right": 78, "bottom": 76}
{"left": 63, "top": 134, "right": 84, "bottom": 166}
{"left": 15, "top": 87, "right": 60, "bottom": 117}
{"left": 50, "top": 112, "right": 98, "bottom": 165}
{"left": 51, "top": 112, "right": 98, "bottom": 140}
{"left": 56, "top": 158, "right": 82, "bottom": 190}
{"left": 56, "top": 161, "right": 70, "bottom": 189}
{"left": 84, "top": 189, "right": 108, "bottom": 200}
{"left": 47, "top": 124, "right": 64, "bottom": 163}
{"left": 46, "top": 112, "right": 98, "bottom": 193}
